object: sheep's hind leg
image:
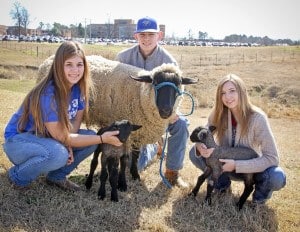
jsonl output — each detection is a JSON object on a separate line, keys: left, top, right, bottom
{"left": 236, "top": 174, "right": 254, "bottom": 210}
{"left": 118, "top": 154, "right": 128, "bottom": 192}
{"left": 109, "top": 158, "right": 119, "bottom": 202}
{"left": 98, "top": 156, "right": 108, "bottom": 200}
{"left": 85, "top": 149, "right": 100, "bottom": 189}
{"left": 130, "top": 148, "right": 140, "bottom": 180}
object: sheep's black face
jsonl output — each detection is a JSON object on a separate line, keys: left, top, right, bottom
{"left": 130, "top": 68, "right": 198, "bottom": 119}
{"left": 99, "top": 120, "right": 142, "bottom": 143}
{"left": 154, "top": 72, "right": 181, "bottom": 119}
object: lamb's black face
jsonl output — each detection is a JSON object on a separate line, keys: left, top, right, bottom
{"left": 108, "top": 120, "right": 142, "bottom": 143}
{"left": 190, "top": 126, "right": 207, "bottom": 143}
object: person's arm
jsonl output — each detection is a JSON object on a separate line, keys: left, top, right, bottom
{"left": 44, "top": 121, "right": 122, "bottom": 147}
{"left": 235, "top": 113, "right": 279, "bottom": 173}
{"left": 70, "top": 110, "right": 84, "bottom": 133}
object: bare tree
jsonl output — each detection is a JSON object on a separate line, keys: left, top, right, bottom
{"left": 10, "top": 1, "right": 22, "bottom": 39}
{"left": 21, "top": 7, "right": 30, "bottom": 35}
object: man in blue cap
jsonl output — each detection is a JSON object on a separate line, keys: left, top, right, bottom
{"left": 116, "top": 16, "right": 189, "bottom": 188}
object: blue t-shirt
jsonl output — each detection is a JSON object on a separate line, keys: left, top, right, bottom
{"left": 4, "top": 81, "right": 85, "bottom": 139}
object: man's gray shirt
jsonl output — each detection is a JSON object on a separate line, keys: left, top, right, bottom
{"left": 116, "top": 44, "right": 177, "bottom": 71}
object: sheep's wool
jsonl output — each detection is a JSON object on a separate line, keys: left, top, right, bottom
{"left": 37, "top": 55, "right": 183, "bottom": 147}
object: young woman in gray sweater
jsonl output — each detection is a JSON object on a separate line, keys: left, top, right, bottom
{"left": 189, "top": 73, "right": 286, "bottom": 204}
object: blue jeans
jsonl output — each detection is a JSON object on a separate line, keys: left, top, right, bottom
{"left": 3, "top": 129, "right": 97, "bottom": 187}
{"left": 138, "top": 116, "right": 189, "bottom": 171}
{"left": 189, "top": 146, "right": 286, "bottom": 202}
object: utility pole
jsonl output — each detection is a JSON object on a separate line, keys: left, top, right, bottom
{"left": 89, "top": 19, "right": 92, "bottom": 39}
{"left": 84, "top": 18, "right": 87, "bottom": 44}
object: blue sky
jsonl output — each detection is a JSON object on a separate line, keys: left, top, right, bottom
{"left": 1, "top": 0, "right": 299, "bottom": 40}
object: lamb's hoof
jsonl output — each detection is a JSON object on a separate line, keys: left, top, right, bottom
{"left": 111, "top": 197, "right": 119, "bottom": 202}
{"left": 236, "top": 201, "right": 244, "bottom": 211}
{"left": 98, "top": 194, "right": 105, "bottom": 200}
{"left": 118, "top": 184, "right": 127, "bottom": 192}
{"left": 132, "top": 174, "right": 140, "bottom": 181}
{"left": 85, "top": 181, "right": 92, "bottom": 190}
{"left": 205, "top": 197, "right": 212, "bottom": 205}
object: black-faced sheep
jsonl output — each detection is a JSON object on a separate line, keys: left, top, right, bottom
{"left": 190, "top": 126, "right": 258, "bottom": 210}
{"left": 85, "top": 120, "right": 142, "bottom": 202}
{"left": 38, "top": 55, "right": 198, "bottom": 181}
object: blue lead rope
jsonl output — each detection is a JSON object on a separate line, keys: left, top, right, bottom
{"left": 155, "top": 82, "right": 195, "bottom": 188}
{"left": 159, "top": 128, "right": 172, "bottom": 189}
{"left": 154, "top": 82, "right": 195, "bottom": 117}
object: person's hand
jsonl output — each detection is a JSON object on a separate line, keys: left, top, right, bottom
{"left": 195, "top": 143, "right": 214, "bottom": 158}
{"left": 169, "top": 114, "right": 179, "bottom": 124}
{"left": 102, "top": 130, "right": 123, "bottom": 146}
{"left": 66, "top": 147, "right": 74, "bottom": 165}
{"left": 219, "top": 159, "right": 236, "bottom": 172}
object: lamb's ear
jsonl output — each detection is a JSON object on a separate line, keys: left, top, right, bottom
{"left": 190, "top": 127, "right": 201, "bottom": 142}
{"left": 130, "top": 75, "right": 152, "bottom": 83}
{"left": 132, "top": 124, "right": 142, "bottom": 131}
{"left": 208, "top": 126, "right": 216, "bottom": 132}
{"left": 182, "top": 77, "right": 198, "bottom": 85}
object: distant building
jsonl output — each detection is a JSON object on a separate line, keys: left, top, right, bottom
{"left": 0, "top": 25, "right": 7, "bottom": 35}
{"left": 2, "top": 18, "right": 166, "bottom": 39}
{"left": 86, "top": 19, "right": 165, "bottom": 39}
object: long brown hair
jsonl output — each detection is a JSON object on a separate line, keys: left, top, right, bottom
{"left": 211, "top": 74, "right": 256, "bottom": 142}
{"left": 18, "top": 41, "right": 92, "bottom": 145}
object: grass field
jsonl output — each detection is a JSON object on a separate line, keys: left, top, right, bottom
{"left": 0, "top": 42, "right": 299, "bottom": 232}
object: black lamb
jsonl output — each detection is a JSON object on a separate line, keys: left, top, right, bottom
{"left": 190, "top": 126, "right": 258, "bottom": 210}
{"left": 85, "top": 120, "right": 142, "bottom": 202}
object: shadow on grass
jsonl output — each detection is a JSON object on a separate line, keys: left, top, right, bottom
{"left": 0, "top": 171, "right": 171, "bottom": 232}
{"left": 167, "top": 190, "right": 278, "bottom": 232}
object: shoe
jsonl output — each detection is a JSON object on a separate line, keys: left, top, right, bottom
{"left": 165, "top": 168, "right": 189, "bottom": 189}
{"left": 9, "top": 179, "right": 29, "bottom": 191}
{"left": 7, "top": 172, "right": 29, "bottom": 190}
{"left": 252, "top": 198, "right": 266, "bottom": 205}
{"left": 46, "top": 178, "right": 80, "bottom": 192}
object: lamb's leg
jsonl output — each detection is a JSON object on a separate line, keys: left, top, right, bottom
{"left": 130, "top": 147, "right": 140, "bottom": 180}
{"left": 118, "top": 154, "right": 128, "bottom": 192}
{"left": 108, "top": 157, "right": 119, "bottom": 202}
{"left": 191, "top": 167, "right": 212, "bottom": 197}
{"left": 236, "top": 174, "right": 254, "bottom": 210}
{"left": 85, "top": 146, "right": 101, "bottom": 189}
{"left": 205, "top": 167, "right": 222, "bottom": 205}
{"left": 98, "top": 154, "right": 108, "bottom": 200}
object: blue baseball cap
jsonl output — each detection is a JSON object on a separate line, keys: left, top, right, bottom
{"left": 135, "top": 17, "right": 159, "bottom": 33}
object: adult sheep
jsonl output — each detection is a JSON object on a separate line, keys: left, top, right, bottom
{"left": 37, "top": 55, "right": 198, "bottom": 180}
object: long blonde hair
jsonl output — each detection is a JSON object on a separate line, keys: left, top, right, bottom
{"left": 211, "top": 74, "right": 256, "bottom": 142}
{"left": 18, "top": 41, "right": 92, "bottom": 145}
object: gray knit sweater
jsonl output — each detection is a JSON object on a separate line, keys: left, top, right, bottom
{"left": 208, "top": 109, "right": 279, "bottom": 173}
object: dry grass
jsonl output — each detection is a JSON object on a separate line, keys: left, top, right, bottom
{"left": 0, "top": 43, "right": 299, "bottom": 232}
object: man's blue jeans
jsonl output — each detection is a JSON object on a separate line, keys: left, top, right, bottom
{"left": 189, "top": 146, "right": 286, "bottom": 203}
{"left": 138, "top": 116, "right": 189, "bottom": 171}
{"left": 3, "top": 129, "right": 97, "bottom": 187}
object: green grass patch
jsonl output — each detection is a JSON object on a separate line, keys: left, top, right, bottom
{"left": 0, "top": 79, "right": 35, "bottom": 93}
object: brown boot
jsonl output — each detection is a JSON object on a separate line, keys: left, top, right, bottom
{"left": 165, "top": 168, "right": 189, "bottom": 189}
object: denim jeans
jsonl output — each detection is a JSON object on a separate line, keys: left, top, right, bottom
{"left": 189, "top": 146, "right": 286, "bottom": 202}
{"left": 3, "top": 129, "right": 97, "bottom": 187}
{"left": 138, "top": 116, "right": 189, "bottom": 171}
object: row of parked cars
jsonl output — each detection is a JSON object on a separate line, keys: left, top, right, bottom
{"left": 1, "top": 35, "right": 66, "bottom": 43}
